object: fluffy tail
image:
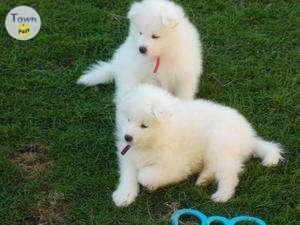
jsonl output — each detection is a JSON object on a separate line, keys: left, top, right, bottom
{"left": 253, "top": 137, "right": 283, "bottom": 167}
{"left": 77, "top": 61, "right": 114, "bottom": 86}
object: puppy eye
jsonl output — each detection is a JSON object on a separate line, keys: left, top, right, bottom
{"left": 127, "top": 118, "right": 131, "bottom": 122}
{"left": 141, "top": 123, "right": 148, "bottom": 129}
{"left": 139, "top": 32, "right": 143, "bottom": 35}
{"left": 152, "top": 34, "right": 160, "bottom": 39}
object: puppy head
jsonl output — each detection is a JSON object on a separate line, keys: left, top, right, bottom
{"left": 127, "top": 0, "right": 185, "bottom": 57}
{"left": 119, "top": 84, "right": 173, "bottom": 149}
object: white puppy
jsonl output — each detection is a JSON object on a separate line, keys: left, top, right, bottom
{"left": 112, "top": 84, "right": 283, "bottom": 207}
{"left": 77, "top": 0, "right": 202, "bottom": 102}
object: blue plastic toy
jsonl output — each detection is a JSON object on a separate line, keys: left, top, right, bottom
{"left": 171, "top": 209, "right": 266, "bottom": 225}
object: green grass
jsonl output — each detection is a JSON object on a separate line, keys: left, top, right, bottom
{"left": 0, "top": 0, "right": 298, "bottom": 224}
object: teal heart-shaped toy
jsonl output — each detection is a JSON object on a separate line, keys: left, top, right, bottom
{"left": 171, "top": 209, "right": 266, "bottom": 225}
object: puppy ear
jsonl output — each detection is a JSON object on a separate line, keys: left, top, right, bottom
{"left": 127, "top": 2, "right": 141, "bottom": 20}
{"left": 151, "top": 103, "right": 173, "bottom": 122}
{"left": 160, "top": 6, "right": 184, "bottom": 28}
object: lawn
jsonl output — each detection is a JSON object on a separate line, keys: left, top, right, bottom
{"left": 0, "top": 0, "right": 298, "bottom": 224}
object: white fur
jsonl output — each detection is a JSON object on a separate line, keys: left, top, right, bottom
{"left": 77, "top": 0, "right": 202, "bottom": 102}
{"left": 112, "top": 84, "right": 283, "bottom": 207}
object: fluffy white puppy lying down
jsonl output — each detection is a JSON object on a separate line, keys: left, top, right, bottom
{"left": 112, "top": 84, "right": 283, "bottom": 207}
{"left": 77, "top": 0, "right": 202, "bottom": 102}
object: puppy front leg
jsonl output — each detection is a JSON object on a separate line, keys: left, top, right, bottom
{"left": 138, "top": 165, "right": 184, "bottom": 191}
{"left": 174, "top": 76, "right": 198, "bottom": 100}
{"left": 112, "top": 156, "right": 139, "bottom": 207}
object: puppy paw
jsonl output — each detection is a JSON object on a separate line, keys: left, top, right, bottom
{"left": 138, "top": 168, "right": 159, "bottom": 191}
{"left": 211, "top": 190, "right": 234, "bottom": 203}
{"left": 112, "top": 186, "right": 138, "bottom": 207}
{"left": 195, "top": 173, "right": 213, "bottom": 186}
{"left": 76, "top": 74, "right": 94, "bottom": 86}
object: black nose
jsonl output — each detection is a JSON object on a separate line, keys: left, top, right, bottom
{"left": 124, "top": 134, "right": 133, "bottom": 142}
{"left": 139, "top": 46, "right": 147, "bottom": 54}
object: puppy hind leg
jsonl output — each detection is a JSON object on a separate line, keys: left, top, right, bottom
{"left": 195, "top": 166, "right": 214, "bottom": 186}
{"left": 211, "top": 160, "right": 242, "bottom": 203}
{"left": 138, "top": 165, "right": 185, "bottom": 191}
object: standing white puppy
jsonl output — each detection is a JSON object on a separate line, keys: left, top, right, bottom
{"left": 77, "top": 0, "right": 202, "bottom": 101}
{"left": 113, "top": 84, "right": 283, "bottom": 207}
